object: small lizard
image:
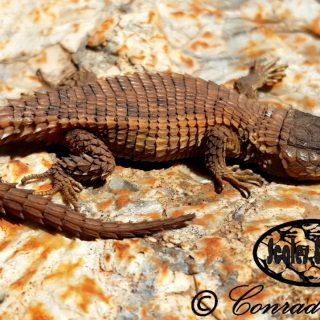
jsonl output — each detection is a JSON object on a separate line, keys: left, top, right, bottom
{"left": 0, "top": 59, "right": 318, "bottom": 239}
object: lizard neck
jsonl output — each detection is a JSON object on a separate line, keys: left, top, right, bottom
{"left": 246, "top": 105, "right": 288, "bottom": 154}
{"left": 236, "top": 105, "right": 290, "bottom": 178}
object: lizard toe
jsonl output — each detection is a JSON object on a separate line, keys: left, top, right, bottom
{"left": 216, "top": 167, "right": 264, "bottom": 198}
{"left": 22, "top": 164, "right": 83, "bottom": 209}
{"left": 222, "top": 173, "right": 251, "bottom": 198}
{"left": 228, "top": 166, "right": 264, "bottom": 186}
{"left": 254, "top": 58, "right": 288, "bottom": 86}
{"left": 212, "top": 174, "right": 224, "bottom": 194}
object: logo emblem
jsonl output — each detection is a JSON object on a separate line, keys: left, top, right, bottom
{"left": 253, "top": 219, "right": 320, "bottom": 287}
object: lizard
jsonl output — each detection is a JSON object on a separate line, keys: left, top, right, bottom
{"left": 0, "top": 59, "right": 318, "bottom": 239}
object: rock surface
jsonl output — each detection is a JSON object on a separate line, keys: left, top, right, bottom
{"left": 0, "top": 0, "right": 319, "bottom": 319}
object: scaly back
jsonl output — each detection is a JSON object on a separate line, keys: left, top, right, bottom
{"left": 0, "top": 72, "right": 277, "bottom": 158}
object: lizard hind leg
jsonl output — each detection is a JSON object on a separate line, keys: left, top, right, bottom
{"left": 21, "top": 129, "right": 116, "bottom": 210}
{"left": 204, "top": 126, "right": 264, "bottom": 198}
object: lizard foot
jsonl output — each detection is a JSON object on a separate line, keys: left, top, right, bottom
{"left": 234, "top": 58, "right": 288, "bottom": 98}
{"left": 213, "top": 166, "right": 264, "bottom": 198}
{"left": 251, "top": 58, "right": 288, "bottom": 87}
{"left": 21, "top": 164, "right": 83, "bottom": 210}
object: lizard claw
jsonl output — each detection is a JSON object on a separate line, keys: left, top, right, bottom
{"left": 251, "top": 58, "right": 288, "bottom": 87}
{"left": 214, "top": 166, "right": 264, "bottom": 198}
{"left": 21, "top": 164, "right": 83, "bottom": 210}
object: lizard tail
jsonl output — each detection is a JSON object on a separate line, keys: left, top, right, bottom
{"left": 0, "top": 182, "right": 194, "bottom": 239}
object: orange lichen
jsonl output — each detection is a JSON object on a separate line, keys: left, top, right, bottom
{"left": 170, "top": 209, "right": 185, "bottom": 218}
{"left": 190, "top": 0, "right": 223, "bottom": 18}
{"left": 254, "top": 3, "right": 264, "bottom": 21}
{"left": 44, "top": 259, "right": 83, "bottom": 281}
{"left": 220, "top": 257, "right": 237, "bottom": 273}
{"left": 116, "top": 194, "right": 130, "bottom": 209}
{"left": 193, "top": 213, "right": 217, "bottom": 226}
{"left": 294, "top": 34, "right": 307, "bottom": 44}
{"left": 0, "top": 81, "right": 13, "bottom": 92}
{"left": 157, "top": 261, "right": 170, "bottom": 283}
{"left": 305, "top": 44, "right": 318, "bottom": 55}
{"left": 113, "top": 240, "right": 135, "bottom": 262}
{"left": 163, "top": 315, "right": 181, "bottom": 320}
{"left": 301, "top": 96, "right": 317, "bottom": 110}
{"left": 0, "top": 218, "right": 24, "bottom": 240}
{"left": 105, "top": 253, "right": 111, "bottom": 262}
{"left": 190, "top": 40, "right": 210, "bottom": 51}
{"left": 202, "top": 31, "right": 213, "bottom": 38}
{"left": 220, "top": 185, "right": 238, "bottom": 197}
{"left": 260, "top": 27, "right": 275, "bottom": 38}
{"left": 131, "top": 54, "right": 146, "bottom": 61}
{"left": 180, "top": 55, "right": 194, "bottom": 68}
{"left": 41, "top": 158, "right": 53, "bottom": 169}
{"left": 35, "top": 52, "right": 48, "bottom": 64}
{"left": 97, "top": 17, "right": 114, "bottom": 32}
{"left": 194, "top": 236, "right": 222, "bottom": 265}
{"left": 263, "top": 197, "right": 302, "bottom": 209}
{"left": 306, "top": 190, "right": 320, "bottom": 196}
{"left": 28, "top": 75, "right": 41, "bottom": 82}
{"left": 87, "top": 17, "right": 114, "bottom": 47}
{"left": 42, "top": 3, "right": 57, "bottom": 21}
{"left": 279, "top": 186, "right": 303, "bottom": 194}
{"left": 239, "top": 40, "right": 271, "bottom": 59}
{"left": 170, "top": 11, "right": 186, "bottom": 18}
{"left": 10, "top": 235, "right": 67, "bottom": 290}
{"left": 30, "top": 4, "right": 56, "bottom": 23}
{"left": 116, "top": 44, "right": 129, "bottom": 55}
{"left": 0, "top": 238, "right": 14, "bottom": 255}
{"left": 8, "top": 159, "right": 29, "bottom": 179}
{"left": 306, "top": 17, "right": 320, "bottom": 36}
{"left": 30, "top": 8, "right": 41, "bottom": 23}
{"left": 245, "top": 223, "right": 264, "bottom": 233}
{"left": 96, "top": 198, "right": 114, "bottom": 210}
{"left": 141, "top": 176, "right": 156, "bottom": 185}
{"left": 140, "top": 306, "right": 156, "bottom": 320}
{"left": 114, "top": 166, "right": 124, "bottom": 172}
{"left": 163, "top": 43, "right": 169, "bottom": 54}
{"left": 144, "top": 211, "right": 162, "bottom": 219}
{"left": 249, "top": 49, "right": 270, "bottom": 60}
{"left": 148, "top": 11, "right": 157, "bottom": 24}
{"left": 60, "top": 276, "right": 111, "bottom": 312}
{"left": 28, "top": 302, "right": 54, "bottom": 320}
{"left": 294, "top": 73, "right": 303, "bottom": 82}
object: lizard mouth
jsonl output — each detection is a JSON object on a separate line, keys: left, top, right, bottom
{"left": 279, "top": 143, "right": 320, "bottom": 180}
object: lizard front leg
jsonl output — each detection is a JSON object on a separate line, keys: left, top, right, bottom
{"left": 21, "top": 129, "right": 115, "bottom": 210}
{"left": 234, "top": 58, "right": 288, "bottom": 99}
{"left": 204, "top": 126, "right": 264, "bottom": 198}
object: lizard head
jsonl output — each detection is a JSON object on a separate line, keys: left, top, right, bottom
{"left": 279, "top": 109, "right": 320, "bottom": 180}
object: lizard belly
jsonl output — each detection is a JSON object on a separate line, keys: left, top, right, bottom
{"left": 99, "top": 119, "right": 206, "bottom": 161}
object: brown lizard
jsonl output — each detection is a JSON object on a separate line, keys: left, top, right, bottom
{"left": 0, "top": 59, "right": 318, "bottom": 239}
